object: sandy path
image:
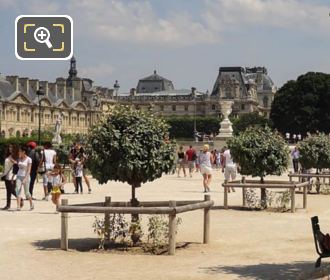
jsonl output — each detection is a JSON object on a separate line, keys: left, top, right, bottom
{"left": 0, "top": 171, "right": 328, "bottom": 280}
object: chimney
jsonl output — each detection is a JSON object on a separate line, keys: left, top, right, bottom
{"left": 130, "top": 88, "right": 136, "bottom": 96}
{"left": 19, "top": 77, "right": 29, "bottom": 95}
{"left": 67, "top": 86, "right": 75, "bottom": 102}
{"left": 39, "top": 81, "right": 49, "bottom": 96}
{"left": 6, "top": 76, "right": 19, "bottom": 91}
{"left": 191, "top": 87, "right": 196, "bottom": 97}
{"left": 56, "top": 78, "right": 66, "bottom": 100}
{"left": 29, "top": 79, "right": 40, "bottom": 93}
{"left": 49, "top": 82, "right": 58, "bottom": 98}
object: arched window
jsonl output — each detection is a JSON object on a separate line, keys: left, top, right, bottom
{"left": 16, "top": 130, "right": 21, "bottom": 137}
{"left": 211, "top": 104, "right": 216, "bottom": 111}
{"left": 263, "top": 96, "right": 269, "bottom": 108}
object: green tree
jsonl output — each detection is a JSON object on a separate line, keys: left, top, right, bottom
{"left": 270, "top": 72, "right": 330, "bottom": 135}
{"left": 165, "top": 116, "right": 220, "bottom": 139}
{"left": 231, "top": 112, "right": 272, "bottom": 135}
{"left": 86, "top": 106, "right": 176, "bottom": 205}
{"left": 298, "top": 133, "right": 330, "bottom": 171}
{"left": 228, "top": 127, "right": 289, "bottom": 206}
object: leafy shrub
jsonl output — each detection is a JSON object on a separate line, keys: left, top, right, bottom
{"left": 228, "top": 127, "right": 289, "bottom": 179}
{"left": 93, "top": 214, "right": 129, "bottom": 249}
{"left": 231, "top": 112, "right": 272, "bottom": 135}
{"left": 298, "top": 133, "right": 330, "bottom": 170}
{"left": 147, "top": 215, "right": 182, "bottom": 251}
{"left": 86, "top": 105, "right": 176, "bottom": 203}
{"left": 165, "top": 116, "right": 220, "bottom": 139}
{"left": 229, "top": 127, "right": 289, "bottom": 207}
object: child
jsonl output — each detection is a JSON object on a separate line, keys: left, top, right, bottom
{"left": 48, "top": 164, "right": 66, "bottom": 209}
{"left": 74, "top": 155, "right": 84, "bottom": 194}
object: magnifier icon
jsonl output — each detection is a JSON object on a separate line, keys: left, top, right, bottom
{"left": 34, "top": 27, "right": 53, "bottom": 48}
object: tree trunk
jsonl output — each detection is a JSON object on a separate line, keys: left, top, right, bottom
{"left": 260, "top": 177, "right": 267, "bottom": 209}
{"left": 130, "top": 183, "right": 140, "bottom": 208}
{"left": 130, "top": 182, "right": 141, "bottom": 245}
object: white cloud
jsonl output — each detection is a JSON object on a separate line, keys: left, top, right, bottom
{"left": 204, "top": 0, "right": 330, "bottom": 34}
{"left": 79, "top": 63, "right": 115, "bottom": 82}
{"left": 67, "top": 0, "right": 218, "bottom": 47}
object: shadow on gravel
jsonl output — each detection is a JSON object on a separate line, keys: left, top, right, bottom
{"left": 199, "top": 261, "right": 327, "bottom": 280}
{"left": 32, "top": 239, "right": 195, "bottom": 255}
{"left": 32, "top": 238, "right": 99, "bottom": 252}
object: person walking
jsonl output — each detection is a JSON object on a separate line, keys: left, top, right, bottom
{"left": 200, "top": 144, "right": 214, "bottom": 193}
{"left": 177, "top": 146, "right": 186, "bottom": 177}
{"left": 16, "top": 146, "right": 34, "bottom": 211}
{"left": 291, "top": 146, "right": 300, "bottom": 173}
{"left": 74, "top": 154, "right": 84, "bottom": 193}
{"left": 222, "top": 147, "right": 237, "bottom": 193}
{"left": 26, "top": 141, "right": 40, "bottom": 200}
{"left": 1, "top": 144, "right": 21, "bottom": 210}
{"left": 185, "top": 145, "right": 196, "bottom": 177}
{"left": 215, "top": 149, "right": 221, "bottom": 170}
{"left": 69, "top": 143, "right": 92, "bottom": 194}
{"left": 39, "top": 142, "right": 57, "bottom": 201}
{"left": 48, "top": 164, "right": 66, "bottom": 209}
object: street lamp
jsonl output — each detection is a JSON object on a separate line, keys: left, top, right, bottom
{"left": 36, "top": 87, "right": 45, "bottom": 145}
{"left": 192, "top": 87, "right": 198, "bottom": 142}
{"left": 114, "top": 80, "right": 120, "bottom": 103}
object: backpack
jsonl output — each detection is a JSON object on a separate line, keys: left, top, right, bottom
{"left": 12, "top": 163, "right": 19, "bottom": 175}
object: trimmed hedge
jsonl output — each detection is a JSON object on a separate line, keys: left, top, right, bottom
{"left": 165, "top": 116, "right": 221, "bottom": 139}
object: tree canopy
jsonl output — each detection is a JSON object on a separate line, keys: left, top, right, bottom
{"left": 86, "top": 106, "right": 176, "bottom": 198}
{"left": 270, "top": 72, "right": 330, "bottom": 135}
{"left": 298, "top": 133, "right": 330, "bottom": 170}
{"left": 231, "top": 112, "right": 272, "bottom": 135}
{"left": 228, "top": 126, "right": 289, "bottom": 179}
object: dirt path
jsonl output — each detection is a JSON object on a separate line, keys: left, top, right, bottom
{"left": 0, "top": 171, "right": 328, "bottom": 280}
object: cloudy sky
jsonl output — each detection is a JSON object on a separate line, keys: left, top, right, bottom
{"left": 1, "top": 0, "right": 330, "bottom": 93}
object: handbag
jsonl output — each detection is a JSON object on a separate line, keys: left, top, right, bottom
{"left": 38, "top": 149, "right": 47, "bottom": 174}
{"left": 1, "top": 164, "right": 13, "bottom": 181}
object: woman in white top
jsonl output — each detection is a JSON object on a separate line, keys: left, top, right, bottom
{"left": 39, "top": 142, "right": 57, "bottom": 200}
{"left": 200, "top": 144, "right": 214, "bottom": 193}
{"left": 1, "top": 144, "right": 21, "bottom": 210}
{"left": 16, "top": 146, "right": 34, "bottom": 211}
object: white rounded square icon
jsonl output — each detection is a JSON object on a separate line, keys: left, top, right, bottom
{"left": 15, "top": 15, "right": 73, "bottom": 60}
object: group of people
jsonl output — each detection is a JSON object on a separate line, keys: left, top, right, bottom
{"left": 1, "top": 141, "right": 92, "bottom": 211}
{"left": 177, "top": 144, "right": 238, "bottom": 193}
{"left": 285, "top": 132, "right": 302, "bottom": 144}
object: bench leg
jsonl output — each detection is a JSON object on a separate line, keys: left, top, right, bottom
{"left": 315, "top": 257, "right": 322, "bottom": 268}
{"left": 242, "top": 187, "right": 246, "bottom": 207}
{"left": 290, "top": 188, "right": 295, "bottom": 213}
{"left": 224, "top": 186, "right": 228, "bottom": 210}
{"left": 303, "top": 186, "right": 307, "bottom": 209}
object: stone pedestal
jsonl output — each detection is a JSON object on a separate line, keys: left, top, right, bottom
{"left": 215, "top": 100, "right": 234, "bottom": 145}
{"left": 52, "top": 134, "right": 62, "bottom": 145}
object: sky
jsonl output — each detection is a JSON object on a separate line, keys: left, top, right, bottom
{"left": 1, "top": 0, "right": 330, "bottom": 93}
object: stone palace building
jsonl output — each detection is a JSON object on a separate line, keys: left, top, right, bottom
{"left": 0, "top": 58, "right": 276, "bottom": 138}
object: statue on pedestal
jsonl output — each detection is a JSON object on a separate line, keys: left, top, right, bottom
{"left": 216, "top": 100, "right": 234, "bottom": 140}
{"left": 52, "top": 112, "right": 63, "bottom": 145}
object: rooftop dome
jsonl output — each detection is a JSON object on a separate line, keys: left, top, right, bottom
{"left": 245, "top": 72, "right": 275, "bottom": 91}
{"left": 137, "top": 70, "right": 175, "bottom": 93}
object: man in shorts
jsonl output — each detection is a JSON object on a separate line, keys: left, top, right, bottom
{"left": 221, "top": 147, "right": 237, "bottom": 193}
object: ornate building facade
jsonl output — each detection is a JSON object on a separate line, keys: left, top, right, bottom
{"left": 0, "top": 59, "right": 276, "bottom": 138}
{"left": 0, "top": 57, "right": 115, "bottom": 138}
